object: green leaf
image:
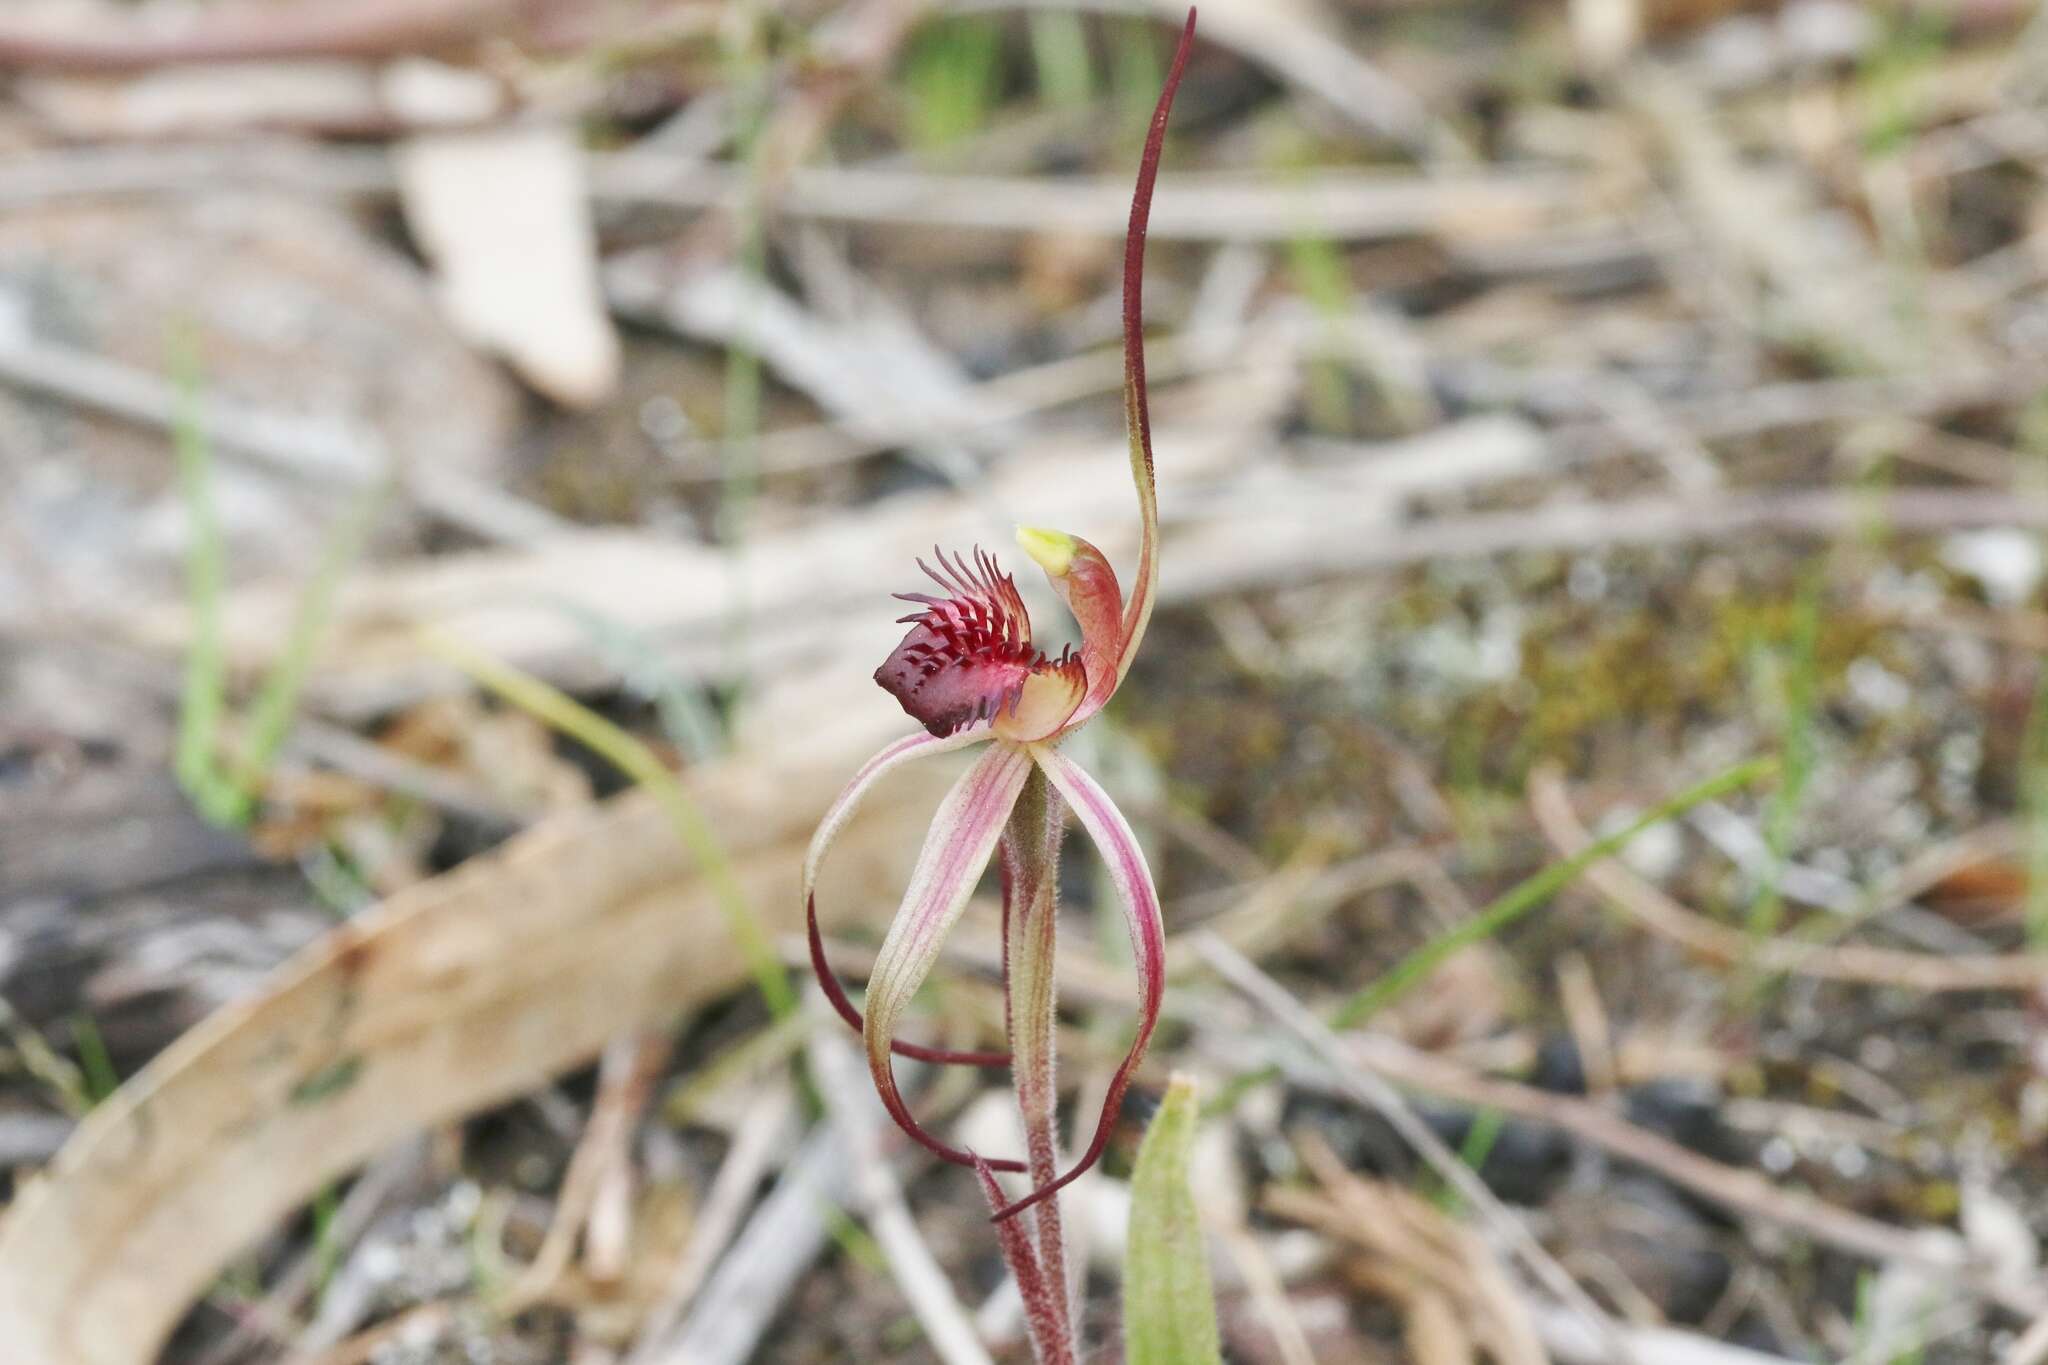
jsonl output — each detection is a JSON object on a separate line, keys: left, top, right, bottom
{"left": 1125, "top": 1073, "right": 1221, "bottom": 1365}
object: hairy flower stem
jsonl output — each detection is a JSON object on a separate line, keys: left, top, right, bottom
{"left": 1000, "top": 764, "right": 1075, "bottom": 1361}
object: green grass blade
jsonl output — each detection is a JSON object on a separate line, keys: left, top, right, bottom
{"left": 1433, "top": 1106, "right": 1504, "bottom": 1212}
{"left": 170, "top": 347, "right": 235, "bottom": 825}
{"left": 1029, "top": 10, "right": 1094, "bottom": 110}
{"left": 904, "top": 16, "right": 1004, "bottom": 150}
{"left": 1332, "top": 756, "right": 1778, "bottom": 1029}
{"left": 1125, "top": 1073, "right": 1221, "bottom": 1365}
{"left": 718, "top": 11, "right": 771, "bottom": 706}
{"left": 507, "top": 593, "right": 725, "bottom": 763}
{"left": 423, "top": 632, "right": 795, "bottom": 1020}
{"left": 2028, "top": 665, "right": 2048, "bottom": 947}
{"left": 1286, "top": 232, "right": 1354, "bottom": 434}
{"left": 68, "top": 1012, "right": 119, "bottom": 1106}
{"left": 1113, "top": 15, "right": 1165, "bottom": 136}
{"left": 224, "top": 483, "right": 383, "bottom": 823}
{"left": 1748, "top": 577, "right": 1821, "bottom": 946}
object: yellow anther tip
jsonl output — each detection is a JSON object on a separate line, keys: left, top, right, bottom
{"left": 1015, "top": 525, "right": 1076, "bottom": 577}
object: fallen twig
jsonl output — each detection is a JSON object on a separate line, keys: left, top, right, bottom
{"left": 196, "top": 1139, "right": 432, "bottom": 1365}
{"left": 0, "top": 330, "right": 567, "bottom": 547}
{"left": 1196, "top": 933, "right": 1639, "bottom": 1365}
{"left": 1319, "top": 1032, "right": 2045, "bottom": 1319}
{"left": 636, "top": 1124, "right": 851, "bottom": 1365}
{"left": 0, "top": 0, "right": 547, "bottom": 70}
{"left": 1528, "top": 768, "right": 2048, "bottom": 993}
{"left": 0, "top": 141, "right": 1578, "bottom": 242}
{"left": 626, "top": 1085, "right": 798, "bottom": 1361}
{"left": 808, "top": 1018, "right": 995, "bottom": 1365}
{"left": 520, "top": 1030, "right": 672, "bottom": 1296}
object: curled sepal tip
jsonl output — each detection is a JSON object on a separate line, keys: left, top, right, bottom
{"left": 808, "top": 895, "right": 1009, "bottom": 1067}
{"left": 992, "top": 745, "right": 1167, "bottom": 1224}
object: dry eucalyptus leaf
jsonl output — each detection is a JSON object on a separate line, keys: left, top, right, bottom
{"left": 398, "top": 125, "right": 621, "bottom": 407}
{"left": 0, "top": 707, "right": 952, "bottom": 1365}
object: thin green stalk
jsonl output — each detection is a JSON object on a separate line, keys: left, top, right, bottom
{"left": 1433, "top": 1107, "right": 1504, "bottom": 1212}
{"left": 1286, "top": 233, "right": 1353, "bottom": 434}
{"left": 1748, "top": 576, "right": 1821, "bottom": 947}
{"left": 718, "top": 1, "right": 771, "bottom": 708}
{"left": 224, "top": 483, "right": 383, "bottom": 823}
{"left": 662, "top": 1011, "right": 807, "bottom": 1126}
{"left": 905, "top": 16, "right": 1004, "bottom": 149}
{"left": 1029, "top": 11, "right": 1095, "bottom": 110}
{"left": 301, "top": 841, "right": 376, "bottom": 920}
{"left": 1332, "top": 756, "right": 1779, "bottom": 1029}
{"left": 0, "top": 995, "right": 91, "bottom": 1118}
{"left": 311, "top": 1182, "right": 342, "bottom": 1299}
{"left": 821, "top": 1203, "right": 889, "bottom": 1274}
{"left": 1204, "top": 757, "right": 1779, "bottom": 1116}
{"left": 171, "top": 347, "right": 232, "bottom": 825}
{"left": 171, "top": 339, "right": 381, "bottom": 828}
{"left": 69, "top": 1012, "right": 119, "bottom": 1106}
{"left": 514, "top": 594, "right": 725, "bottom": 762}
{"left": 2025, "top": 665, "right": 2048, "bottom": 946}
{"left": 422, "top": 632, "right": 794, "bottom": 1020}
{"left": 1113, "top": 15, "right": 1164, "bottom": 135}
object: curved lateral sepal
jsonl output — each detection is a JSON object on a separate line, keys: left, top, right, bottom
{"left": 803, "top": 727, "right": 1011, "bottom": 1068}
{"left": 862, "top": 740, "right": 1037, "bottom": 1170}
{"left": 993, "top": 744, "right": 1166, "bottom": 1223}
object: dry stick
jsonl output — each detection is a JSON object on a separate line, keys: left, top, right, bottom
{"left": 196, "top": 1140, "right": 431, "bottom": 1365}
{"left": 1274, "top": 1136, "right": 1545, "bottom": 1365}
{"left": 1194, "top": 934, "right": 1642, "bottom": 1365}
{"left": 658, "top": 329, "right": 1221, "bottom": 484}
{"left": 1214, "top": 1224, "right": 1318, "bottom": 1365}
{"left": 2005, "top": 1306, "right": 2048, "bottom": 1365}
{"left": 0, "top": 136, "right": 1572, "bottom": 242}
{"left": 610, "top": 161, "right": 1568, "bottom": 240}
{"left": 603, "top": 259, "right": 996, "bottom": 487}
{"left": 296, "top": 1031, "right": 672, "bottom": 1365}
{"left": 283, "top": 719, "right": 534, "bottom": 831}
{"left": 1322, "top": 1034, "right": 2048, "bottom": 1320}
{"left": 294, "top": 1301, "right": 454, "bottom": 1365}
{"left": 626, "top": 1085, "right": 797, "bottom": 1363}
{"left": 0, "top": 0, "right": 547, "bottom": 69}
{"left": 0, "top": 331, "right": 568, "bottom": 547}
{"left": 0, "top": 141, "right": 397, "bottom": 206}
{"left": 807, "top": 1021, "right": 997, "bottom": 1365}
{"left": 1173, "top": 484, "right": 2048, "bottom": 600}
{"left": 641, "top": 1123, "right": 852, "bottom": 1365}
{"left": 1530, "top": 1303, "right": 1801, "bottom": 1365}
{"left": 520, "top": 1030, "right": 673, "bottom": 1296}
{"left": 1528, "top": 768, "right": 2048, "bottom": 993}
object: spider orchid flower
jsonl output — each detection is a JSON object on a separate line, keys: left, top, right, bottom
{"left": 803, "top": 10, "right": 1194, "bottom": 1239}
